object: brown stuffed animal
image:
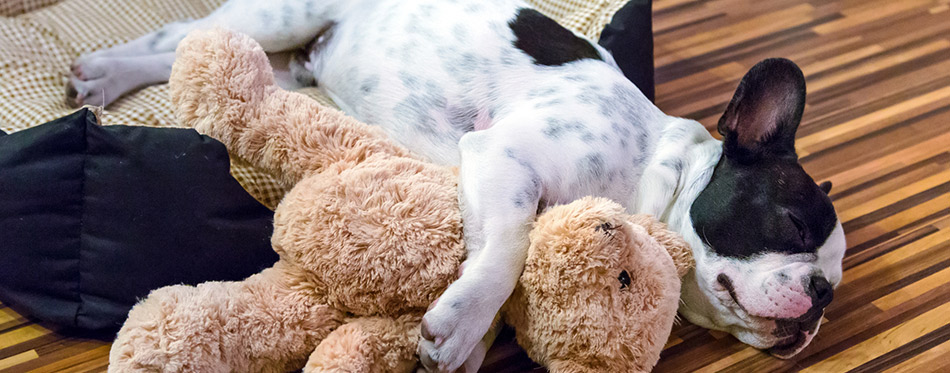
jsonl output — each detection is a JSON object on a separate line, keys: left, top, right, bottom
{"left": 108, "top": 28, "right": 692, "bottom": 373}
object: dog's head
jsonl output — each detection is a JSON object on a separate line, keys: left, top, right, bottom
{"left": 682, "top": 58, "right": 846, "bottom": 358}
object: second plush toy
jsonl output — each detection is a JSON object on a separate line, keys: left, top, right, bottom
{"left": 109, "top": 28, "right": 692, "bottom": 372}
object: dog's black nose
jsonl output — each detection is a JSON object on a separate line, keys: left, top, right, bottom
{"left": 809, "top": 275, "right": 833, "bottom": 310}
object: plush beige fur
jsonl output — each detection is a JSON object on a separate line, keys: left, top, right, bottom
{"left": 108, "top": 28, "right": 693, "bottom": 372}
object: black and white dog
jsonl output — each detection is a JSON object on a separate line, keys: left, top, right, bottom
{"left": 66, "top": 0, "right": 846, "bottom": 371}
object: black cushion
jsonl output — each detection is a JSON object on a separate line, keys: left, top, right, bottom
{"left": 599, "top": 0, "right": 655, "bottom": 102}
{"left": 0, "top": 109, "right": 278, "bottom": 331}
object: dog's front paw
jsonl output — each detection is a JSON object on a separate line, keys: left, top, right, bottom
{"left": 418, "top": 278, "right": 498, "bottom": 372}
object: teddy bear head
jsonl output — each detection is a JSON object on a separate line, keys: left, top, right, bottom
{"left": 503, "top": 197, "right": 689, "bottom": 373}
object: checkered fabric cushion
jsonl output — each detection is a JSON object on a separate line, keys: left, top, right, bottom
{"left": 528, "top": 0, "right": 630, "bottom": 40}
{"left": 0, "top": 0, "right": 62, "bottom": 17}
{"left": 0, "top": 0, "right": 627, "bottom": 209}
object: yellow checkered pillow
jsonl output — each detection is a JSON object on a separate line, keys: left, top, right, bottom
{"left": 0, "top": 0, "right": 62, "bottom": 17}
{"left": 528, "top": 0, "right": 629, "bottom": 40}
{"left": 0, "top": 0, "right": 628, "bottom": 209}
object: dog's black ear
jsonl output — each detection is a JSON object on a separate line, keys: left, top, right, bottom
{"left": 819, "top": 181, "right": 832, "bottom": 194}
{"left": 718, "top": 58, "right": 805, "bottom": 162}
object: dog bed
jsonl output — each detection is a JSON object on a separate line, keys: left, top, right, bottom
{"left": 0, "top": 108, "right": 279, "bottom": 330}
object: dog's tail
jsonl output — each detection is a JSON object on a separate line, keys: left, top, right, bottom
{"left": 170, "top": 28, "right": 412, "bottom": 185}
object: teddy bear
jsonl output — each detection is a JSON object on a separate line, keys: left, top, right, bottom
{"left": 108, "top": 28, "right": 693, "bottom": 373}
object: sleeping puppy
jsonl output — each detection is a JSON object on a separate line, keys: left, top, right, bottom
{"left": 66, "top": 0, "right": 846, "bottom": 370}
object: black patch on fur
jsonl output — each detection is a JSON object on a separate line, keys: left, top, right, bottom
{"left": 260, "top": 11, "right": 272, "bottom": 26}
{"left": 661, "top": 158, "right": 684, "bottom": 173}
{"left": 303, "top": 0, "right": 315, "bottom": 19}
{"left": 579, "top": 153, "right": 606, "bottom": 177}
{"left": 543, "top": 118, "right": 592, "bottom": 140}
{"left": 452, "top": 24, "right": 468, "bottom": 42}
{"left": 535, "top": 98, "right": 563, "bottom": 109}
{"left": 691, "top": 59, "right": 838, "bottom": 259}
{"left": 149, "top": 30, "right": 167, "bottom": 51}
{"left": 508, "top": 8, "right": 602, "bottom": 66}
{"left": 447, "top": 105, "right": 477, "bottom": 133}
{"left": 360, "top": 76, "right": 379, "bottom": 94}
{"left": 282, "top": 4, "right": 294, "bottom": 28}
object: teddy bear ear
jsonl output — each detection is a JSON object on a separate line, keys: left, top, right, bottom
{"left": 627, "top": 214, "right": 694, "bottom": 277}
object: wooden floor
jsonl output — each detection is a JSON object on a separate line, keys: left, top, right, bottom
{"left": 2, "top": 0, "right": 949, "bottom": 371}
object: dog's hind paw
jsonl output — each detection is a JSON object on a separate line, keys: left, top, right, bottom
{"left": 66, "top": 54, "right": 127, "bottom": 108}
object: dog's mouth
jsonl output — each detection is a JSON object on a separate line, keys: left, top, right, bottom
{"left": 768, "top": 309, "right": 822, "bottom": 358}
{"left": 715, "top": 273, "right": 822, "bottom": 358}
{"left": 767, "top": 332, "right": 808, "bottom": 358}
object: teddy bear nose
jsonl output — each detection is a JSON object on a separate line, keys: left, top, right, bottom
{"left": 808, "top": 275, "right": 833, "bottom": 311}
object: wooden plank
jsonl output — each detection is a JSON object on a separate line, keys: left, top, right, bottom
{"left": 843, "top": 227, "right": 950, "bottom": 284}
{"left": 0, "top": 350, "right": 38, "bottom": 371}
{"left": 812, "top": 0, "right": 934, "bottom": 35}
{"left": 931, "top": 4, "right": 950, "bottom": 13}
{"left": 837, "top": 169, "right": 950, "bottom": 222}
{"left": 693, "top": 346, "right": 759, "bottom": 373}
{"left": 798, "top": 82, "right": 950, "bottom": 155}
{"left": 883, "top": 339, "right": 950, "bottom": 373}
{"left": 0, "top": 309, "right": 19, "bottom": 326}
{"left": 801, "top": 301, "right": 950, "bottom": 372}
{"left": 819, "top": 132, "right": 950, "bottom": 192}
{"left": 26, "top": 345, "right": 111, "bottom": 373}
{"left": 807, "top": 39, "right": 950, "bottom": 94}
{"left": 0, "top": 326, "right": 52, "bottom": 351}
{"left": 874, "top": 265, "right": 950, "bottom": 311}
{"left": 843, "top": 194, "right": 949, "bottom": 250}
{"left": 801, "top": 44, "right": 886, "bottom": 76}
{"left": 655, "top": 0, "right": 701, "bottom": 12}
{"left": 655, "top": 4, "right": 817, "bottom": 65}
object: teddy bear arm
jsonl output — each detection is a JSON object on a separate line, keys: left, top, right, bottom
{"left": 304, "top": 315, "right": 421, "bottom": 373}
{"left": 170, "top": 28, "right": 412, "bottom": 185}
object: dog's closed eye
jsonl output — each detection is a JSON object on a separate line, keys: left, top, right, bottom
{"left": 789, "top": 213, "right": 807, "bottom": 245}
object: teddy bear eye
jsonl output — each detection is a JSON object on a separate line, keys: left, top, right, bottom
{"left": 596, "top": 222, "right": 618, "bottom": 236}
{"left": 618, "top": 270, "right": 631, "bottom": 289}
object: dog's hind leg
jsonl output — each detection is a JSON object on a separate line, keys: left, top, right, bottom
{"left": 67, "top": 0, "right": 355, "bottom": 107}
{"left": 66, "top": 18, "right": 203, "bottom": 108}
{"left": 66, "top": 52, "right": 176, "bottom": 108}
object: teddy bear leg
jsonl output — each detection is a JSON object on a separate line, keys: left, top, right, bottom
{"left": 170, "top": 28, "right": 411, "bottom": 185}
{"left": 304, "top": 315, "right": 421, "bottom": 373}
{"left": 110, "top": 261, "right": 345, "bottom": 372}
